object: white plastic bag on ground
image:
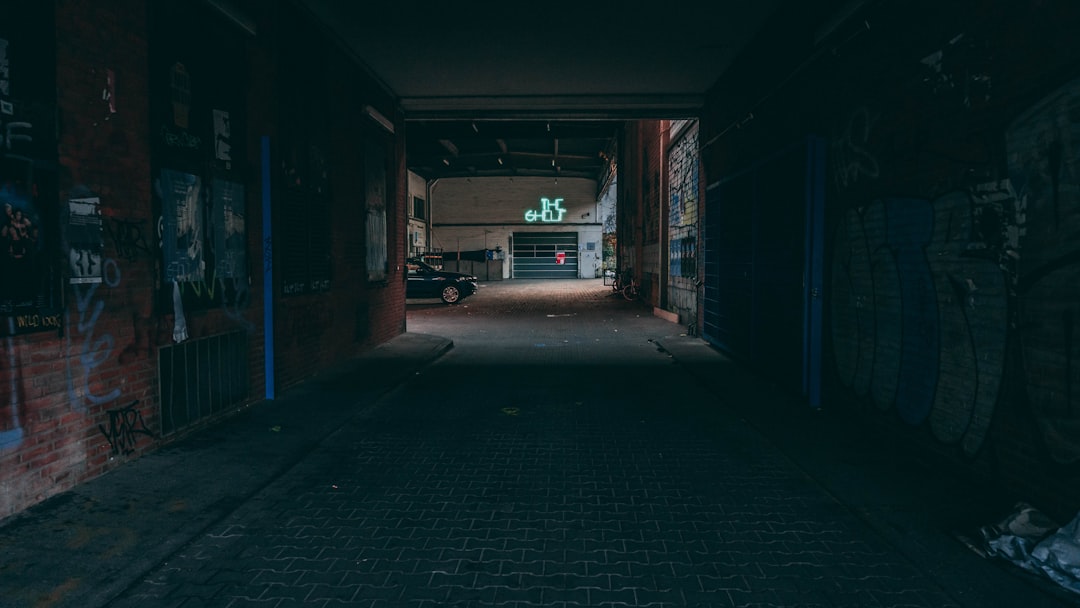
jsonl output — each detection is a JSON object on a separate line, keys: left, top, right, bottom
{"left": 1031, "top": 512, "right": 1080, "bottom": 594}
{"left": 977, "top": 502, "right": 1080, "bottom": 595}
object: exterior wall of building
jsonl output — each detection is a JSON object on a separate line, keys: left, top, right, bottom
{"left": 700, "top": 0, "right": 1080, "bottom": 518}
{"left": 617, "top": 119, "right": 700, "bottom": 324}
{"left": 666, "top": 122, "right": 701, "bottom": 329}
{"left": 430, "top": 177, "right": 601, "bottom": 279}
{"left": 619, "top": 121, "right": 666, "bottom": 306}
{"left": 407, "top": 170, "right": 428, "bottom": 256}
{"left": 0, "top": 0, "right": 406, "bottom": 520}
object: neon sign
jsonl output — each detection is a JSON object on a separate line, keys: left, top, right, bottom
{"left": 525, "top": 197, "right": 566, "bottom": 223}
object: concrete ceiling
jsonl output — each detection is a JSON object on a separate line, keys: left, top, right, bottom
{"left": 296, "top": 0, "right": 787, "bottom": 182}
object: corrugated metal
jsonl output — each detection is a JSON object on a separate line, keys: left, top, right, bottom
{"left": 513, "top": 232, "right": 578, "bottom": 278}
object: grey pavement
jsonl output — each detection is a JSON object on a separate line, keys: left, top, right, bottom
{"left": 0, "top": 279, "right": 1073, "bottom": 607}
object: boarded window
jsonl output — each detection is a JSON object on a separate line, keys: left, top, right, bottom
{"left": 365, "top": 142, "right": 387, "bottom": 282}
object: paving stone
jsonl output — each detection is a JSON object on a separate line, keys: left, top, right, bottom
{"left": 5, "top": 280, "right": 1066, "bottom": 608}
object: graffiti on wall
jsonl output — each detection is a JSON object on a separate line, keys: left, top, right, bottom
{"left": 66, "top": 255, "right": 123, "bottom": 414}
{"left": 831, "top": 185, "right": 1010, "bottom": 455}
{"left": 0, "top": 336, "right": 23, "bottom": 451}
{"left": 669, "top": 128, "right": 699, "bottom": 281}
{"left": 1007, "top": 77, "right": 1080, "bottom": 464}
{"left": 831, "top": 77, "right": 1080, "bottom": 463}
{"left": 103, "top": 216, "right": 152, "bottom": 262}
{"left": 919, "top": 33, "right": 994, "bottom": 109}
{"left": 98, "top": 400, "right": 154, "bottom": 456}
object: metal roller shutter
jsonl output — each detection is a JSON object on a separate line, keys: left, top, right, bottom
{"left": 512, "top": 232, "right": 578, "bottom": 278}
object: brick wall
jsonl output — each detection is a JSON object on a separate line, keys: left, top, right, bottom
{"left": 269, "top": 3, "right": 403, "bottom": 390}
{"left": 0, "top": 0, "right": 407, "bottom": 520}
{"left": 620, "top": 121, "right": 666, "bottom": 306}
{"left": 701, "top": 0, "right": 1080, "bottom": 518}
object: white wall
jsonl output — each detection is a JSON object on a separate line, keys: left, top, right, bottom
{"left": 430, "top": 176, "right": 602, "bottom": 279}
{"left": 406, "top": 170, "right": 428, "bottom": 253}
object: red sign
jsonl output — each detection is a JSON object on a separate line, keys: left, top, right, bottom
{"left": 555, "top": 251, "right": 566, "bottom": 265}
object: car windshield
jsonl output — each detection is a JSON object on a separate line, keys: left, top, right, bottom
{"left": 408, "top": 259, "right": 435, "bottom": 272}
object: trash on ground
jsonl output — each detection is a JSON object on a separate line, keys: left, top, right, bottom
{"left": 970, "top": 502, "right": 1080, "bottom": 595}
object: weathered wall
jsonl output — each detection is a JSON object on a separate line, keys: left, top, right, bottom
{"left": 619, "top": 121, "right": 666, "bottom": 305}
{"left": 0, "top": 0, "right": 405, "bottom": 520}
{"left": 701, "top": 0, "right": 1080, "bottom": 517}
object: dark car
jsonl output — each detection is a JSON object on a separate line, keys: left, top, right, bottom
{"left": 406, "top": 257, "right": 478, "bottom": 304}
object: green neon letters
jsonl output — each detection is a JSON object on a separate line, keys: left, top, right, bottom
{"left": 525, "top": 197, "right": 566, "bottom": 223}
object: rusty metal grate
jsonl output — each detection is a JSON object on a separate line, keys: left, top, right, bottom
{"left": 158, "top": 331, "right": 249, "bottom": 435}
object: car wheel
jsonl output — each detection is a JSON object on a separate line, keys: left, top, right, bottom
{"left": 440, "top": 284, "right": 462, "bottom": 304}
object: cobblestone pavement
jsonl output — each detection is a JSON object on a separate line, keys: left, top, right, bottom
{"left": 102, "top": 279, "right": 1064, "bottom": 607}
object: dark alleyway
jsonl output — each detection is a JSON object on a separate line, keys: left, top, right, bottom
{"left": 1, "top": 280, "right": 1069, "bottom": 607}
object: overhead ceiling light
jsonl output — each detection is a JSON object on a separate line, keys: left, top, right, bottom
{"left": 439, "top": 139, "right": 459, "bottom": 156}
{"left": 497, "top": 157, "right": 503, "bottom": 165}
{"left": 471, "top": 122, "right": 479, "bottom": 133}
{"left": 442, "top": 158, "right": 450, "bottom": 166}
{"left": 203, "top": 0, "right": 256, "bottom": 35}
{"left": 362, "top": 105, "right": 394, "bottom": 134}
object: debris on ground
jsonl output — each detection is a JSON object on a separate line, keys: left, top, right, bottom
{"left": 967, "top": 502, "right": 1080, "bottom": 595}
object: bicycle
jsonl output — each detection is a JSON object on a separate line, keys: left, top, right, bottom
{"left": 608, "top": 268, "right": 628, "bottom": 294}
{"left": 620, "top": 272, "right": 640, "bottom": 301}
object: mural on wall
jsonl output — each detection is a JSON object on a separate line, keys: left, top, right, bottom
{"left": 1007, "top": 77, "right": 1080, "bottom": 464}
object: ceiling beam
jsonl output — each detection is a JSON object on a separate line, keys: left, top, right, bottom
{"left": 401, "top": 94, "right": 704, "bottom": 120}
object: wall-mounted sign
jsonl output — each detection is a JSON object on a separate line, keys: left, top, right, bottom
{"left": 524, "top": 197, "right": 566, "bottom": 223}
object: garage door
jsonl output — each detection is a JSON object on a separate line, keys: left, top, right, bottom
{"left": 512, "top": 232, "right": 578, "bottom": 278}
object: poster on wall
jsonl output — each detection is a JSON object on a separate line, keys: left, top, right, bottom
{"left": 212, "top": 179, "right": 245, "bottom": 281}
{"left": 0, "top": 7, "right": 62, "bottom": 337}
{"left": 0, "top": 157, "right": 42, "bottom": 307}
{"left": 67, "top": 197, "right": 103, "bottom": 284}
{"left": 157, "top": 169, "right": 204, "bottom": 282}
{"left": 365, "top": 142, "right": 387, "bottom": 282}
{"left": 212, "top": 109, "right": 231, "bottom": 164}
